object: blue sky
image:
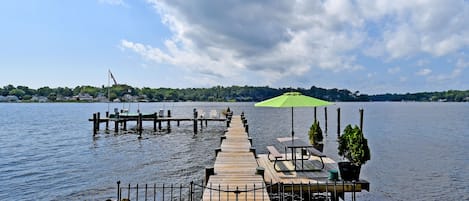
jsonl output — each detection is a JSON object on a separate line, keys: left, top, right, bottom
{"left": 1, "top": 0, "right": 468, "bottom": 94}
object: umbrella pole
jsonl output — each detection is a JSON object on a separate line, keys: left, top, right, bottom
{"left": 291, "top": 107, "right": 294, "bottom": 141}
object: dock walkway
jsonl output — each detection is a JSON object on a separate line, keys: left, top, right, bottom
{"left": 202, "top": 115, "right": 269, "bottom": 201}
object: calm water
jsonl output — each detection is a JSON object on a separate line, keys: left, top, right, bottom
{"left": 0, "top": 102, "right": 468, "bottom": 200}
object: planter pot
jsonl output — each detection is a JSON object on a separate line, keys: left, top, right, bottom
{"left": 338, "top": 162, "right": 361, "bottom": 181}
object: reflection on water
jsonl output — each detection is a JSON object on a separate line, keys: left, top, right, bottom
{"left": 0, "top": 102, "right": 468, "bottom": 200}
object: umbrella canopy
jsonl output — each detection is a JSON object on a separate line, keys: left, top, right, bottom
{"left": 255, "top": 92, "right": 331, "bottom": 108}
{"left": 255, "top": 92, "right": 332, "bottom": 140}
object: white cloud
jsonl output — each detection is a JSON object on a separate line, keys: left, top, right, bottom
{"left": 416, "top": 68, "right": 432, "bottom": 76}
{"left": 429, "top": 58, "right": 468, "bottom": 81}
{"left": 362, "top": 0, "right": 469, "bottom": 59}
{"left": 119, "top": 0, "right": 468, "bottom": 86}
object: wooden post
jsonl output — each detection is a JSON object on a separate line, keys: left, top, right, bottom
{"left": 250, "top": 147, "right": 257, "bottom": 158}
{"left": 245, "top": 124, "right": 249, "bottom": 134}
{"left": 359, "top": 108, "right": 364, "bottom": 131}
{"left": 153, "top": 113, "right": 157, "bottom": 132}
{"left": 337, "top": 107, "right": 341, "bottom": 137}
{"left": 324, "top": 107, "right": 328, "bottom": 134}
{"left": 96, "top": 112, "right": 100, "bottom": 131}
{"left": 167, "top": 119, "right": 171, "bottom": 133}
{"left": 105, "top": 111, "right": 109, "bottom": 130}
{"left": 167, "top": 110, "right": 171, "bottom": 117}
{"left": 93, "top": 113, "right": 97, "bottom": 135}
{"left": 205, "top": 119, "right": 208, "bottom": 127}
{"left": 114, "top": 119, "right": 119, "bottom": 133}
{"left": 314, "top": 107, "right": 317, "bottom": 122}
{"left": 138, "top": 113, "right": 143, "bottom": 138}
{"left": 177, "top": 120, "right": 180, "bottom": 127}
{"left": 193, "top": 110, "right": 198, "bottom": 134}
{"left": 200, "top": 119, "right": 203, "bottom": 131}
{"left": 205, "top": 167, "right": 214, "bottom": 185}
{"left": 123, "top": 120, "right": 127, "bottom": 131}
{"left": 158, "top": 119, "right": 162, "bottom": 131}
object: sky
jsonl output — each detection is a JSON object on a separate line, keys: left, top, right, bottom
{"left": 1, "top": 0, "right": 468, "bottom": 94}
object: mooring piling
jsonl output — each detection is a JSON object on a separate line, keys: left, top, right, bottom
{"left": 359, "top": 108, "right": 364, "bottom": 131}
{"left": 337, "top": 107, "right": 341, "bottom": 137}
{"left": 324, "top": 107, "right": 328, "bottom": 133}
{"left": 105, "top": 111, "right": 109, "bottom": 130}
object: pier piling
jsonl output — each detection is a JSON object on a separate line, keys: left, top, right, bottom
{"left": 93, "top": 113, "right": 97, "bottom": 135}
{"left": 359, "top": 108, "right": 364, "bottom": 131}
{"left": 337, "top": 107, "right": 341, "bottom": 137}
{"left": 153, "top": 113, "right": 157, "bottom": 132}
{"left": 193, "top": 109, "right": 198, "bottom": 134}
{"left": 314, "top": 107, "right": 317, "bottom": 122}
{"left": 96, "top": 112, "right": 100, "bottom": 131}
{"left": 105, "top": 111, "right": 109, "bottom": 130}
{"left": 325, "top": 107, "right": 328, "bottom": 133}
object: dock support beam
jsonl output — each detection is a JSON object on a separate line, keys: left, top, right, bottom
{"left": 138, "top": 113, "right": 143, "bottom": 138}
{"left": 359, "top": 108, "right": 364, "bottom": 131}
{"left": 193, "top": 109, "right": 198, "bottom": 134}
{"left": 105, "top": 111, "right": 109, "bottom": 131}
{"left": 153, "top": 113, "right": 157, "bottom": 132}
{"left": 325, "top": 107, "right": 328, "bottom": 133}
{"left": 114, "top": 119, "right": 119, "bottom": 133}
{"left": 93, "top": 113, "right": 97, "bottom": 136}
{"left": 96, "top": 112, "right": 100, "bottom": 131}
{"left": 337, "top": 107, "right": 341, "bottom": 137}
{"left": 314, "top": 107, "right": 317, "bottom": 122}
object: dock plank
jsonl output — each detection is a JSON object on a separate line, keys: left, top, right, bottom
{"left": 203, "top": 116, "right": 269, "bottom": 201}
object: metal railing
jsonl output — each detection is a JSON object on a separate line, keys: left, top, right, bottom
{"left": 116, "top": 180, "right": 359, "bottom": 201}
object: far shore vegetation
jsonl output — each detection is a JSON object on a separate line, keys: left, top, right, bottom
{"left": 0, "top": 84, "right": 468, "bottom": 103}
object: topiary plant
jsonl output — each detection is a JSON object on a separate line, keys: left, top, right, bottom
{"left": 338, "top": 125, "right": 371, "bottom": 166}
{"left": 308, "top": 120, "right": 323, "bottom": 145}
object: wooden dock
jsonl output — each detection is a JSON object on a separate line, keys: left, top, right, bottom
{"left": 257, "top": 154, "right": 369, "bottom": 192}
{"left": 89, "top": 110, "right": 227, "bottom": 135}
{"left": 203, "top": 115, "right": 269, "bottom": 201}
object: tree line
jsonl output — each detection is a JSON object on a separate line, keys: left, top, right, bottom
{"left": 1, "top": 84, "right": 468, "bottom": 102}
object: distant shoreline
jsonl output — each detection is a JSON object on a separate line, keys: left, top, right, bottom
{"left": 1, "top": 84, "right": 468, "bottom": 103}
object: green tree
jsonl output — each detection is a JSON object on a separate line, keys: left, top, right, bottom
{"left": 9, "top": 89, "right": 26, "bottom": 98}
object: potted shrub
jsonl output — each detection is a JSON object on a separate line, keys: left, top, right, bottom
{"left": 308, "top": 120, "right": 324, "bottom": 152}
{"left": 337, "top": 125, "right": 371, "bottom": 181}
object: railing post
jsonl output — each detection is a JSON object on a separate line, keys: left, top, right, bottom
{"left": 189, "top": 181, "right": 194, "bottom": 201}
{"left": 117, "top": 181, "right": 120, "bottom": 201}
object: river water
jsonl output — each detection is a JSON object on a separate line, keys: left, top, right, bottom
{"left": 0, "top": 102, "right": 467, "bottom": 200}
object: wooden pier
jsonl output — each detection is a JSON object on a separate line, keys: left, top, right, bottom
{"left": 89, "top": 110, "right": 227, "bottom": 135}
{"left": 204, "top": 114, "right": 369, "bottom": 201}
{"left": 203, "top": 115, "right": 269, "bottom": 201}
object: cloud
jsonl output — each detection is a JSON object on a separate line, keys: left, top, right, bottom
{"left": 429, "top": 58, "right": 468, "bottom": 81}
{"left": 119, "top": 0, "right": 468, "bottom": 86}
{"left": 416, "top": 68, "right": 432, "bottom": 76}
{"left": 361, "top": 0, "right": 469, "bottom": 59}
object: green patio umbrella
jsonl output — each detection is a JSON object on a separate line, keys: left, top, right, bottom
{"left": 255, "top": 92, "right": 332, "bottom": 140}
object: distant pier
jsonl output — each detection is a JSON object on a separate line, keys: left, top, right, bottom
{"left": 89, "top": 109, "right": 227, "bottom": 136}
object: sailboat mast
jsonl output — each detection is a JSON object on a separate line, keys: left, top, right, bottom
{"left": 107, "top": 69, "right": 111, "bottom": 112}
